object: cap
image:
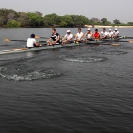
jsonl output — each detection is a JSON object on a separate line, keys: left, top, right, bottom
{"left": 87, "top": 28, "right": 91, "bottom": 31}
{"left": 115, "top": 28, "right": 117, "bottom": 30}
{"left": 67, "top": 30, "right": 71, "bottom": 32}
{"left": 109, "top": 29, "right": 111, "bottom": 31}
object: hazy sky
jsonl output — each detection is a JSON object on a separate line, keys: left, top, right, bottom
{"left": 0, "top": 0, "right": 133, "bottom": 23}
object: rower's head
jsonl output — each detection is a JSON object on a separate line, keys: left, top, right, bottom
{"left": 87, "top": 28, "right": 91, "bottom": 32}
{"left": 67, "top": 30, "right": 71, "bottom": 34}
{"left": 52, "top": 28, "right": 56, "bottom": 34}
{"left": 109, "top": 29, "right": 111, "bottom": 32}
{"left": 95, "top": 29, "right": 98, "bottom": 32}
{"left": 31, "top": 34, "right": 35, "bottom": 38}
{"left": 78, "top": 28, "right": 81, "bottom": 33}
{"left": 115, "top": 28, "right": 117, "bottom": 31}
{"left": 103, "top": 28, "right": 106, "bottom": 32}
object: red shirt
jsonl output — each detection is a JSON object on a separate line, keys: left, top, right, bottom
{"left": 93, "top": 32, "right": 100, "bottom": 39}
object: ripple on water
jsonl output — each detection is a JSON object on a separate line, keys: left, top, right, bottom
{"left": 116, "top": 46, "right": 133, "bottom": 50}
{"left": 0, "top": 66, "right": 62, "bottom": 81}
{"left": 59, "top": 55, "right": 107, "bottom": 63}
{"left": 97, "top": 50, "right": 128, "bottom": 55}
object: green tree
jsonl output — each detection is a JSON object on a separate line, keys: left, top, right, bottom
{"left": 90, "top": 18, "right": 102, "bottom": 25}
{"left": 127, "top": 22, "right": 133, "bottom": 26}
{"left": 26, "top": 12, "right": 44, "bottom": 27}
{"left": 7, "top": 20, "right": 21, "bottom": 27}
{"left": 17, "top": 12, "right": 30, "bottom": 27}
{"left": 113, "top": 19, "right": 121, "bottom": 24}
{"left": 44, "top": 13, "right": 57, "bottom": 25}
{"left": 101, "top": 18, "right": 107, "bottom": 25}
{"left": 59, "top": 21, "right": 68, "bottom": 27}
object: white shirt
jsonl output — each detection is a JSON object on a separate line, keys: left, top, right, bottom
{"left": 27, "top": 38, "right": 36, "bottom": 47}
{"left": 76, "top": 32, "right": 84, "bottom": 39}
{"left": 101, "top": 31, "right": 108, "bottom": 37}
{"left": 113, "top": 31, "right": 119, "bottom": 36}
{"left": 108, "top": 31, "right": 113, "bottom": 37}
{"left": 86, "top": 33, "right": 92, "bottom": 39}
{"left": 64, "top": 34, "right": 73, "bottom": 40}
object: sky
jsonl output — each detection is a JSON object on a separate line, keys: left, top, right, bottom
{"left": 0, "top": 0, "right": 133, "bottom": 23}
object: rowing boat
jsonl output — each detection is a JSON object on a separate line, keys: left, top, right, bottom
{"left": 0, "top": 38, "right": 123, "bottom": 55}
{"left": 0, "top": 37, "right": 123, "bottom": 55}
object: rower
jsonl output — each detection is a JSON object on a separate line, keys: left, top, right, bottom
{"left": 26, "top": 34, "right": 42, "bottom": 48}
{"left": 113, "top": 28, "right": 119, "bottom": 38}
{"left": 84, "top": 28, "right": 93, "bottom": 42}
{"left": 100, "top": 28, "right": 108, "bottom": 39}
{"left": 93, "top": 29, "right": 100, "bottom": 40}
{"left": 62, "top": 30, "right": 73, "bottom": 44}
{"left": 74, "top": 28, "right": 84, "bottom": 43}
{"left": 47, "top": 28, "right": 60, "bottom": 46}
{"left": 108, "top": 29, "right": 113, "bottom": 38}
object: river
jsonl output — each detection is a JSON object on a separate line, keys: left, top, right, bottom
{"left": 0, "top": 28, "right": 133, "bottom": 132}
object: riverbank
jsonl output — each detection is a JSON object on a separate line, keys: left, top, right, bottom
{"left": 85, "top": 25, "right": 133, "bottom": 28}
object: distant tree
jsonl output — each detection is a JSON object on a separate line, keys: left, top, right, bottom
{"left": 7, "top": 20, "right": 21, "bottom": 27}
{"left": 90, "top": 18, "right": 102, "bottom": 25}
{"left": 17, "top": 12, "right": 30, "bottom": 27}
{"left": 101, "top": 18, "right": 107, "bottom": 25}
{"left": 59, "top": 21, "right": 68, "bottom": 27}
{"left": 113, "top": 19, "right": 121, "bottom": 24}
{"left": 26, "top": 12, "right": 44, "bottom": 27}
{"left": 127, "top": 22, "right": 133, "bottom": 26}
{"left": 44, "top": 13, "right": 59, "bottom": 26}
{"left": 7, "top": 12, "right": 15, "bottom": 20}
{"left": 34, "top": 11, "right": 42, "bottom": 17}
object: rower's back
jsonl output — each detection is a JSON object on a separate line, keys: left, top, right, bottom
{"left": 27, "top": 34, "right": 36, "bottom": 48}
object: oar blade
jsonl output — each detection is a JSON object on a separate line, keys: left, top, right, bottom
{"left": 111, "top": 43, "right": 120, "bottom": 46}
{"left": 129, "top": 40, "right": 133, "bottom": 43}
{"left": 4, "top": 38, "right": 11, "bottom": 42}
{"left": 35, "top": 36, "right": 41, "bottom": 39}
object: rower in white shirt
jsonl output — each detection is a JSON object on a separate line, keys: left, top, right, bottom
{"left": 100, "top": 28, "right": 108, "bottom": 39}
{"left": 84, "top": 28, "right": 93, "bottom": 42}
{"left": 108, "top": 29, "right": 113, "bottom": 38}
{"left": 74, "top": 28, "right": 84, "bottom": 43}
{"left": 26, "top": 34, "right": 42, "bottom": 48}
{"left": 62, "top": 30, "right": 73, "bottom": 44}
{"left": 113, "top": 28, "right": 119, "bottom": 38}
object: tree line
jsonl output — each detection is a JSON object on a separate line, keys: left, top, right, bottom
{"left": 0, "top": 8, "right": 133, "bottom": 28}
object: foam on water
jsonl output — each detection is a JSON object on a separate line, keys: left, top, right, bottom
{"left": 0, "top": 66, "right": 62, "bottom": 81}
{"left": 59, "top": 55, "right": 107, "bottom": 63}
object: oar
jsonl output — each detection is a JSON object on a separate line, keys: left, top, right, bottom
{"left": 4, "top": 38, "right": 47, "bottom": 43}
{"left": 120, "top": 36, "right": 133, "bottom": 39}
{"left": 4, "top": 38, "right": 26, "bottom": 42}
{"left": 35, "top": 36, "right": 49, "bottom": 39}
{"left": 118, "top": 40, "right": 133, "bottom": 43}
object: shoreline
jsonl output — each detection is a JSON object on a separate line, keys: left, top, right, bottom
{"left": 85, "top": 25, "right": 133, "bottom": 28}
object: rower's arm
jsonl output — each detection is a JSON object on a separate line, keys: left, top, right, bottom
{"left": 56, "top": 35, "right": 60, "bottom": 42}
{"left": 90, "top": 32, "right": 93, "bottom": 38}
{"left": 74, "top": 34, "right": 77, "bottom": 40}
{"left": 62, "top": 35, "right": 66, "bottom": 41}
{"left": 47, "top": 38, "right": 52, "bottom": 42}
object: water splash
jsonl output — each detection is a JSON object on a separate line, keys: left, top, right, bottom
{"left": 0, "top": 67, "right": 62, "bottom": 81}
